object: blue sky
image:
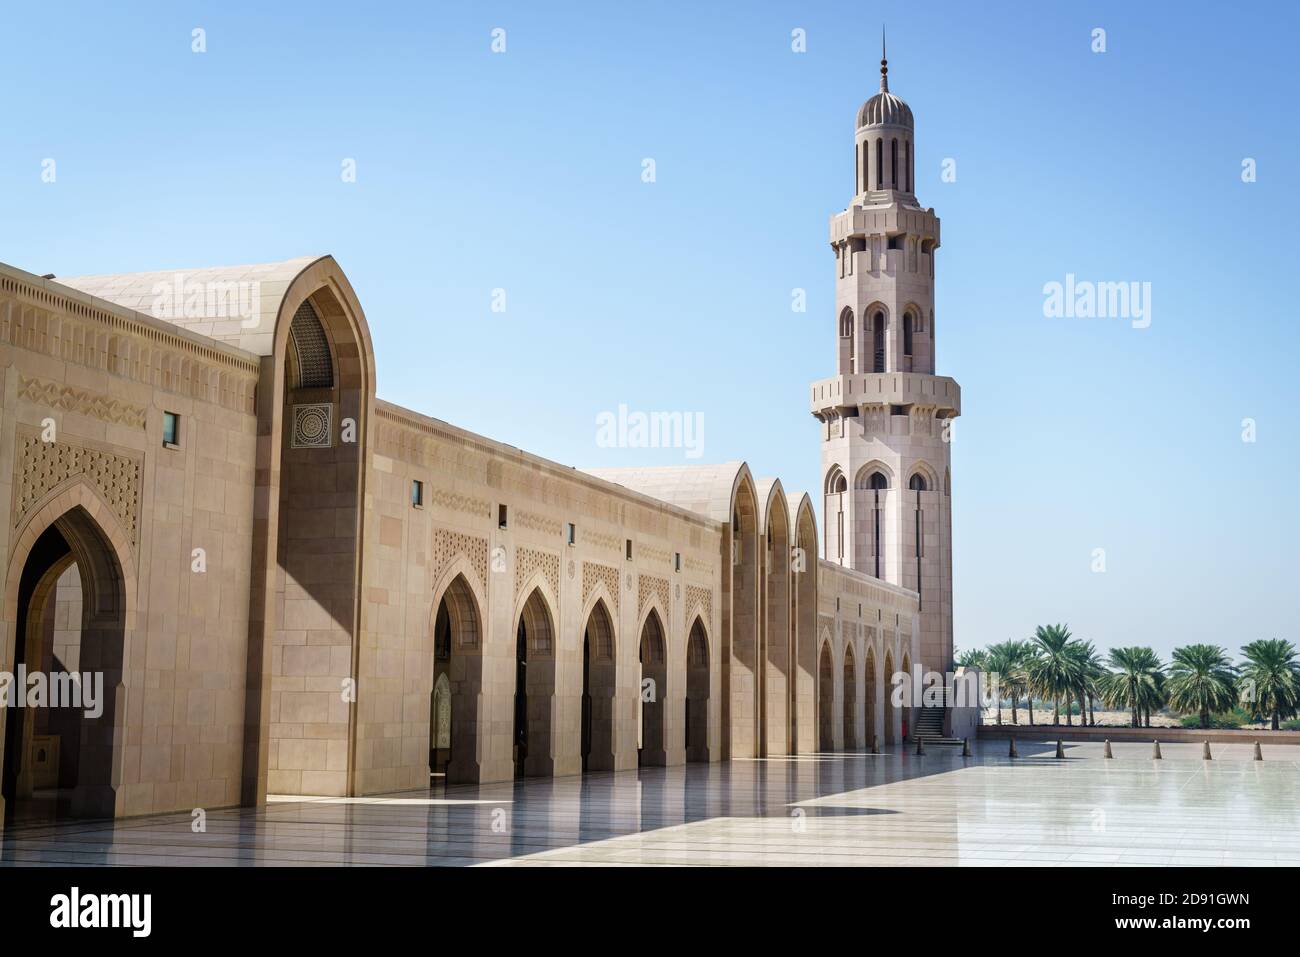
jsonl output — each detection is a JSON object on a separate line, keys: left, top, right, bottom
{"left": 4, "top": 1, "right": 1297, "bottom": 660}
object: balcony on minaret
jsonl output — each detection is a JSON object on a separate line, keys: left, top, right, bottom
{"left": 830, "top": 206, "right": 939, "bottom": 250}
{"left": 809, "top": 372, "right": 960, "bottom": 421}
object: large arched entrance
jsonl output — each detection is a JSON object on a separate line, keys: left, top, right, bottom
{"left": 842, "top": 644, "right": 858, "bottom": 750}
{"left": 685, "top": 616, "right": 710, "bottom": 762}
{"left": 251, "top": 274, "right": 372, "bottom": 801}
{"left": 514, "top": 588, "right": 556, "bottom": 778}
{"left": 581, "top": 599, "right": 616, "bottom": 772}
{"left": 2, "top": 505, "right": 127, "bottom": 825}
{"left": 790, "top": 496, "right": 818, "bottom": 754}
{"left": 817, "top": 641, "right": 834, "bottom": 751}
{"left": 430, "top": 573, "right": 482, "bottom": 785}
{"left": 761, "top": 486, "right": 791, "bottom": 757}
{"left": 726, "top": 477, "right": 759, "bottom": 760}
{"left": 638, "top": 609, "right": 667, "bottom": 767}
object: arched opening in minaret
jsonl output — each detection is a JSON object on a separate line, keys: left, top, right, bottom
{"left": 823, "top": 466, "right": 847, "bottom": 564}
{"left": 905, "top": 139, "right": 912, "bottom": 192}
{"left": 842, "top": 643, "right": 858, "bottom": 750}
{"left": 817, "top": 641, "right": 834, "bottom": 751}
{"left": 875, "top": 138, "right": 883, "bottom": 190}
{"left": 867, "top": 470, "right": 889, "bottom": 579}
{"left": 838, "top": 307, "right": 855, "bottom": 374}
{"left": 903, "top": 311, "right": 915, "bottom": 371}
{"left": 871, "top": 311, "right": 886, "bottom": 373}
{"left": 908, "top": 471, "right": 931, "bottom": 607}
{"left": 890, "top": 138, "right": 898, "bottom": 189}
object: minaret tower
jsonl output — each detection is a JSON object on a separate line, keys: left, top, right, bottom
{"left": 811, "top": 40, "right": 960, "bottom": 675}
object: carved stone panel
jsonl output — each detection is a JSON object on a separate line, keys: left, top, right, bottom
{"left": 13, "top": 432, "right": 142, "bottom": 545}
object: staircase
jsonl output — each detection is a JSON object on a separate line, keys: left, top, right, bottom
{"left": 914, "top": 705, "right": 963, "bottom": 747}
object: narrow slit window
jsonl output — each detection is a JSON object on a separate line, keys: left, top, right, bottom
{"left": 162, "top": 411, "right": 180, "bottom": 447}
{"left": 411, "top": 480, "right": 424, "bottom": 508}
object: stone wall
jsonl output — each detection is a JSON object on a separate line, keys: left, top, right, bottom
{"left": 352, "top": 402, "right": 725, "bottom": 792}
{"left": 816, "top": 559, "right": 919, "bottom": 749}
{"left": 0, "top": 265, "right": 261, "bottom": 818}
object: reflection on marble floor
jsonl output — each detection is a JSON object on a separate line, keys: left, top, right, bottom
{"left": 3, "top": 741, "right": 1298, "bottom": 867}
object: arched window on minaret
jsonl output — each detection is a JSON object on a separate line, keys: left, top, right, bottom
{"left": 875, "top": 139, "right": 883, "bottom": 190}
{"left": 890, "top": 139, "right": 898, "bottom": 188}
{"left": 861, "top": 141, "right": 869, "bottom": 193}
{"left": 824, "top": 466, "right": 848, "bottom": 564}
{"left": 871, "top": 311, "right": 886, "bottom": 373}
{"left": 908, "top": 473, "right": 927, "bottom": 603}
{"left": 903, "top": 311, "right": 915, "bottom": 371}
{"left": 905, "top": 139, "right": 912, "bottom": 192}
{"left": 868, "top": 471, "right": 888, "bottom": 579}
{"left": 838, "top": 307, "right": 855, "bottom": 374}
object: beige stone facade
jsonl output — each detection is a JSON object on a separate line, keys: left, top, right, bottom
{"left": 0, "top": 63, "right": 944, "bottom": 828}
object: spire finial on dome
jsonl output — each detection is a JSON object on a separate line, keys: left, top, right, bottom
{"left": 880, "top": 26, "right": 889, "bottom": 92}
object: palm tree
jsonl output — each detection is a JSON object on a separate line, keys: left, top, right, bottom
{"left": 1027, "top": 624, "right": 1080, "bottom": 726}
{"left": 955, "top": 647, "right": 989, "bottom": 670}
{"left": 998, "top": 642, "right": 1029, "bottom": 722}
{"left": 1007, "top": 640, "right": 1038, "bottom": 725}
{"left": 1165, "top": 644, "right": 1237, "bottom": 729}
{"left": 1068, "top": 640, "right": 1104, "bottom": 726}
{"left": 1238, "top": 639, "right": 1300, "bottom": 731}
{"left": 1099, "top": 646, "right": 1165, "bottom": 728}
{"left": 982, "top": 641, "right": 1017, "bottom": 725}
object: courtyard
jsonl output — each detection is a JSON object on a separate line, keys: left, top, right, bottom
{"left": 2, "top": 741, "right": 1297, "bottom": 867}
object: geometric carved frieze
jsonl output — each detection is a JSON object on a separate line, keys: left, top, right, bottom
{"left": 581, "top": 529, "right": 623, "bottom": 554}
{"left": 426, "top": 486, "right": 492, "bottom": 519}
{"left": 13, "top": 431, "right": 141, "bottom": 545}
{"left": 431, "top": 528, "right": 488, "bottom": 598}
{"left": 516, "top": 510, "right": 563, "bottom": 537}
{"left": 684, "top": 583, "right": 712, "bottom": 627}
{"left": 638, "top": 574, "right": 670, "bottom": 622}
{"left": 16, "top": 375, "right": 147, "bottom": 430}
{"left": 581, "top": 561, "right": 620, "bottom": 616}
{"left": 515, "top": 546, "right": 560, "bottom": 604}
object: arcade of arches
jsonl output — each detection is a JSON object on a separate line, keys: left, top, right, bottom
{"left": 0, "top": 254, "right": 924, "bottom": 830}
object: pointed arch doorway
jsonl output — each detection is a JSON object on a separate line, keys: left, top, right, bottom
{"left": 2, "top": 503, "right": 128, "bottom": 826}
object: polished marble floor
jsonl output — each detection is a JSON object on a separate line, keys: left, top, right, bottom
{"left": 3, "top": 740, "right": 1298, "bottom": 866}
